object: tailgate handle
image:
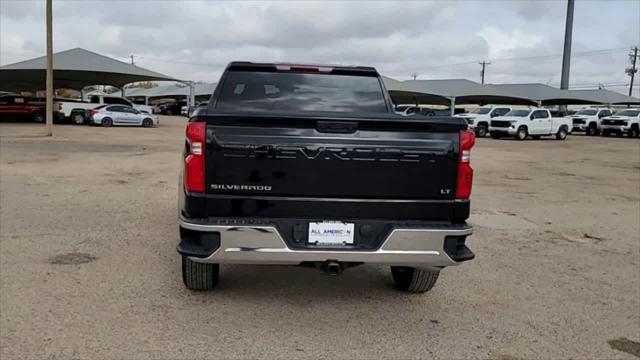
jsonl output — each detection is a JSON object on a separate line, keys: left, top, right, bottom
{"left": 316, "top": 121, "right": 357, "bottom": 134}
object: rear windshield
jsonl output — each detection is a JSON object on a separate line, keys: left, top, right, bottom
{"left": 614, "top": 110, "right": 640, "bottom": 117}
{"left": 575, "top": 109, "right": 597, "bottom": 115}
{"left": 215, "top": 71, "right": 387, "bottom": 113}
{"left": 470, "top": 108, "right": 491, "bottom": 114}
{"left": 504, "top": 109, "right": 531, "bottom": 117}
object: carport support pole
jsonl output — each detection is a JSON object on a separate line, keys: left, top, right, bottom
{"left": 45, "top": 0, "right": 53, "bottom": 136}
{"left": 560, "top": 0, "right": 574, "bottom": 91}
{"left": 450, "top": 97, "right": 456, "bottom": 116}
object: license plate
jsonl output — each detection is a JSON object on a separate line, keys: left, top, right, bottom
{"left": 308, "top": 222, "right": 355, "bottom": 245}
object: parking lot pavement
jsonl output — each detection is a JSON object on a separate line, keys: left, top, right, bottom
{"left": 1, "top": 118, "right": 639, "bottom": 359}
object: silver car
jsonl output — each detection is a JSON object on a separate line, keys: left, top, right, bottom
{"left": 90, "top": 105, "right": 159, "bottom": 127}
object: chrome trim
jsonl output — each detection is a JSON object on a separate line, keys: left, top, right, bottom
{"left": 179, "top": 219, "right": 472, "bottom": 267}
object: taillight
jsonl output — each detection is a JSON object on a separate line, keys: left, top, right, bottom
{"left": 90, "top": 110, "right": 98, "bottom": 117}
{"left": 184, "top": 121, "right": 206, "bottom": 193}
{"left": 456, "top": 130, "right": 475, "bottom": 199}
{"left": 57, "top": 103, "right": 63, "bottom": 111}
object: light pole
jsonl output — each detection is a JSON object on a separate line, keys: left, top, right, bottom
{"left": 45, "top": 0, "right": 53, "bottom": 136}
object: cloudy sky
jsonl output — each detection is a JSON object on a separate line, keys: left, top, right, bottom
{"left": 1, "top": 0, "right": 639, "bottom": 96}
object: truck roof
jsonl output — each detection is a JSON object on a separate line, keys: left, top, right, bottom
{"left": 226, "top": 61, "right": 379, "bottom": 77}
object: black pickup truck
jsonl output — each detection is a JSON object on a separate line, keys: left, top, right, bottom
{"left": 178, "top": 62, "right": 475, "bottom": 293}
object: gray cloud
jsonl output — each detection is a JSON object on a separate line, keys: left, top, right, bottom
{"left": 0, "top": 0, "right": 638, "bottom": 96}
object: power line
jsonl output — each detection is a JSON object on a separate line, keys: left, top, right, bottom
{"left": 420, "top": 47, "right": 629, "bottom": 70}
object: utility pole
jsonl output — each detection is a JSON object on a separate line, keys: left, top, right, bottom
{"left": 626, "top": 46, "right": 638, "bottom": 97}
{"left": 45, "top": 0, "right": 53, "bottom": 136}
{"left": 129, "top": 54, "right": 135, "bottom": 65}
{"left": 410, "top": 72, "right": 418, "bottom": 80}
{"left": 478, "top": 61, "right": 490, "bottom": 85}
{"left": 560, "top": 0, "right": 574, "bottom": 91}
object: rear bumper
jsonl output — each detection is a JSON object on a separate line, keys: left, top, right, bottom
{"left": 178, "top": 217, "right": 473, "bottom": 268}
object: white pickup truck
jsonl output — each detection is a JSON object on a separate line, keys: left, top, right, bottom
{"left": 454, "top": 105, "right": 512, "bottom": 137}
{"left": 566, "top": 107, "right": 613, "bottom": 136}
{"left": 600, "top": 108, "right": 640, "bottom": 138}
{"left": 489, "top": 108, "right": 571, "bottom": 140}
{"left": 54, "top": 95, "right": 153, "bottom": 124}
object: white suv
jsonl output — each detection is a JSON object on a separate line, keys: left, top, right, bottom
{"left": 567, "top": 107, "right": 613, "bottom": 136}
{"left": 600, "top": 109, "right": 640, "bottom": 138}
{"left": 455, "top": 106, "right": 512, "bottom": 137}
{"left": 489, "top": 108, "right": 571, "bottom": 140}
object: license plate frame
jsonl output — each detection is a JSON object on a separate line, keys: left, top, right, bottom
{"left": 308, "top": 221, "right": 355, "bottom": 246}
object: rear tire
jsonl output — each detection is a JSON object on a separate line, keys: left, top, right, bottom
{"left": 182, "top": 256, "right": 219, "bottom": 290}
{"left": 628, "top": 125, "right": 639, "bottom": 138}
{"left": 102, "top": 117, "right": 113, "bottom": 127}
{"left": 32, "top": 112, "right": 45, "bottom": 123}
{"left": 556, "top": 127, "right": 568, "bottom": 140}
{"left": 475, "top": 124, "right": 488, "bottom": 137}
{"left": 516, "top": 126, "right": 528, "bottom": 140}
{"left": 391, "top": 266, "right": 440, "bottom": 293}
{"left": 71, "top": 112, "right": 85, "bottom": 125}
{"left": 142, "top": 118, "right": 153, "bottom": 128}
{"left": 586, "top": 124, "right": 599, "bottom": 136}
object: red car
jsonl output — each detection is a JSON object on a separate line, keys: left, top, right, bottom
{"left": 0, "top": 95, "right": 47, "bottom": 122}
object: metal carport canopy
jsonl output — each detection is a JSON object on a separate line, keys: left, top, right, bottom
{"left": 125, "top": 82, "right": 216, "bottom": 99}
{"left": 405, "top": 79, "right": 536, "bottom": 105}
{"left": 384, "top": 77, "right": 536, "bottom": 106}
{"left": 563, "top": 89, "right": 640, "bottom": 105}
{"left": 0, "top": 48, "right": 177, "bottom": 92}
{"left": 382, "top": 76, "right": 451, "bottom": 106}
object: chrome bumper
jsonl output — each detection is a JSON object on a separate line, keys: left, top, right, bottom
{"left": 179, "top": 219, "right": 472, "bottom": 268}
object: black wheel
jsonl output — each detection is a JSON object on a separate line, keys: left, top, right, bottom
{"left": 586, "top": 124, "right": 599, "bottom": 136}
{"left": 531, "top": 135, "right": 541, "bottom": 140}
{"left": 102, "top": 117, "right": 113, "bottom": 127}
{"left": 32, "top": 112, "right": 45, "bottom": 123}
{"left": 556, "top": 127, "right": 568, "bottom": 140}
{"left": 475, "top": 124, "right": 488, "bottom": 137}
{"left": 391, "top": 266, "right": 439, "bottom": 293}
{"left": 142, "top": 118, "right": 153, "bottom": 128}
{"left": 166, "top": 110, "right": 173, "bottom": 116}
{"left": 71, "top": 112, "right": 85, "bottom": 125}
{"left": 516, "top": 126, "right": 528, "bottom": 140}
{"left": 629, "top": 126, "right": 640, "bottom": 138}
{"left": 490, "top": 132, "right": 501, "bottom": 139}
{"left": 182, "top": 256, "right": 219, "bottom": 290}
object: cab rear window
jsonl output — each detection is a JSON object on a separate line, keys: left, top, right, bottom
{"left": 216, "top": 71, "right": 388, "bottom": 113}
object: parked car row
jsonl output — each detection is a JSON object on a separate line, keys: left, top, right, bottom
{"left": 54, "top": 95, "right": 153, "bottom": 124}
{"left": 438, "top": 104, "right": 639, "bottom": 140}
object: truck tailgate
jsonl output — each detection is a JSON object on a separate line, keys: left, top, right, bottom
{"left": 197, "top": 114, "right": 467, "bottom": 220}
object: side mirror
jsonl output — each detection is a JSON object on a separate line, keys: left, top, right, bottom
{"left": 530, "top": 115, "right": 535, "bottom": 120}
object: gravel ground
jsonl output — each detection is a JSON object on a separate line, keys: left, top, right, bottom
{"left": 1, "top": 118, "right": 639, "bottom": 359}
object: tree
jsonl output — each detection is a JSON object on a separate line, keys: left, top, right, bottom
{"left": 125, "top": 81, "right": 158, "bottom": 89}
